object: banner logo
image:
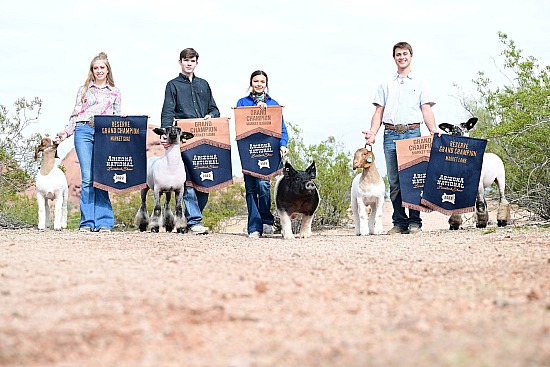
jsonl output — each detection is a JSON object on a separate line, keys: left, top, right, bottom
{"left": 441, "top": 193, "right": 456, "bottom": 204}
{"left": 200, "top": 171, "right": 214, "bottom": 182}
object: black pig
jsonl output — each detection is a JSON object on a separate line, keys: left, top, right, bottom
{"left": 274, "top": 161, "right": 320, "bottom": 239}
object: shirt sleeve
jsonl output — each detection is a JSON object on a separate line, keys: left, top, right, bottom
{"left": 419, "top": 80, "right": 436, "bottom": 107}
{"left": 372, "top": 83, "right": 386, "bottom": 107}
{"left": 65, "top": 86, "right": 85, "bottom": 137}
{"left": 160, "top": 81, "right": 176, "bottom": 128}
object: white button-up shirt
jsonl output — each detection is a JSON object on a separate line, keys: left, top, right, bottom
{"left": 373, "top": 72, "right": 435, "bottom": 125}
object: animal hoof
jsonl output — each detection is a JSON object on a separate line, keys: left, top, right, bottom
{"left": 176, "top": 227, "right": 185, "bottom": 233}
{"left": 497, "top": 220, "right": 508, "bottom": 227}
{"left": 151, "top": 226, "right": 159, "bottom": 233}
{"left": 165, "top": 225, "right": 174, "bottom": 233}
{"left": 476, "top": 223, "right": 487, "bottom": 228}
{"left": 139, "top": 224, "right": 147, "bottom": 232}
{"left": 449, "top": 225, "right": 459, "bottom": 230}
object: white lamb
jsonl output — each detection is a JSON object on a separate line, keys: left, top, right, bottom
{"left": 439, "top": 118, "right": 510, "bottom": 229}
{"left": 134, "top": 126, "right": 194, "bottom": 233}
{"left": 350, "top": 147, "right": 385, "bottom": 235}
{"left": 34, "top": 137, "right": 68, "bottom": 230}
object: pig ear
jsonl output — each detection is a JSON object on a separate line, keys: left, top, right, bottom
{"left": 153, "top": 128, "right": 165, "bottom": 136}
{"left": 306, "top": 161, "right": 316, "bottom": 179}
{"left": 284, "top": 162, "right": 295, "bottom": 179}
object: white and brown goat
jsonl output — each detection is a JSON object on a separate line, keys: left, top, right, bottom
{"left": 439, "top": 117, "right": 510, "bottom": 229}
{"left": 350, "top": 147, "right": 385, "bottom": 235}
{"left": 34, "top": 137, "right": 68, "bottom": 230}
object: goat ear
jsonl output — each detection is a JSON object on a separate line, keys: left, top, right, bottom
{"left": 180, "top": 131, "right": 194, "bottom": 141}
{"left": 439, "top": 123, "right": 454, "bottom": 134}
{"left": 306, "top": 161, "right": 316, "bottom": 179}
{"left": 34, "top": 139, "right": 46, "bottom": 161}
{"left": 152, "top": 128, "right": 165, "bottom": 136}
{"left": 365, "top": 151, "right": 374, "bottom": 165}
{"left": 464, "top": 117, "right": 478, "bottom": 131}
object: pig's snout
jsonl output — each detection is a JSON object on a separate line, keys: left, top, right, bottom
{"left": 305, "top": 181, "right": 316, "bottom": 191}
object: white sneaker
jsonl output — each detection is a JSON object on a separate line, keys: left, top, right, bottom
{"left": 262, "top": 224, "right": 273, "bottom": 235}
{"left": 188, "top": 224, "right": 209, "bottom": 235}
{"left": 248, "top": 231, "right": 261, "bottom": 238}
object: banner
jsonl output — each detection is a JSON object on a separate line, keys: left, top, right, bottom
{"left": 176, "top": 117, "right": 233, "bottom": 193}
{"left": 92, "top": 115, "right": 148, "bottom": 193}
{"left": 395, "top": 136, "right": 433, "bottom": 212}
{"left": 421, "top": 134, "right": 487, "bottom": 215}
{"left": 233, "top": 106, "right": 283, "bottom": 180}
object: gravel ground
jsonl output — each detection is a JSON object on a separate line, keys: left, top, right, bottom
{"left": 1, "top": 216, "right": 549, "bottom": 367}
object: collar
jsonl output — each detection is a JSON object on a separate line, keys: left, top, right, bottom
{"left": 179, "top": 73, "right": 196, "bottom": 82}
{"left": 88, "top": 81, "right": 113, "bottom": 90}
{"left": 393, "top": 72, "right": 414, "bottom": 82}
{"left": 249, "top": 92, "right": 271, "bottom": 101}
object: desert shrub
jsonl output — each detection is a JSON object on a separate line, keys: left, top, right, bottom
{"left": 283, "top": 122, "right": 356, "bottom": 228}
{"left": 460, "top": 32, "right": 550, "bottom": 219}
{"left": 203, "top": 181, "right": 247, "bottom": 231}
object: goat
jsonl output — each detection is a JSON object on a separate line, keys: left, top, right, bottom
{"left": 134, "top": 126, "right": 193, "bottom": 233}
{"left": 350, "top": 147, "right": 385, "bottom": 235}
{"left": 34, "top": 137, "right": 68, "bottom": 230}
{"left": 439, "top": 117, "right": 510, "bottom": 229}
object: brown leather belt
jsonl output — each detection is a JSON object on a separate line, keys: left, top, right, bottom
{"left": 384, "top": 123, "right": 420, "bottom": 133}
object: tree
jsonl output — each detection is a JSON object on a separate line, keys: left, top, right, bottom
{"left": 468, "top": 32, "right": 550, "bottom": 219}
{"left": 0, "top": 97, "right": 43, "bottom": 226}
{"left": 284, "top": 122, "right": 356, "bottom": 228}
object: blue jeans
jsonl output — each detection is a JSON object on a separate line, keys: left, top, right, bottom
{"left": 74, "top": 123, "right": 114, "bottom": 230}
{"left": 244, "top": 174, "right": 274, "bottom": 234}
{"left": 383, "top": 127, "right": 422, "bottom": 229}
{"left": 184, "top": 186, "right": 209, "bottom": 227}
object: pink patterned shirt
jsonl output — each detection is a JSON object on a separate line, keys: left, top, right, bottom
{"left": 64, "top": 83, "right": 121, "bottom": 136}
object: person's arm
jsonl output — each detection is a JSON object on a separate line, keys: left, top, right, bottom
{"left": 160, "top": 82, "right": 176, "bottom": 128}
{"left": 205, "top": 82, "right": 220, "bottom": 119}
{"left": 363, "top": 104, "right": 384, "bottom": 146}
{"left": 421, "top": 103, "right": 441, "bottom": 135}
{"left": 58, "top": 86, "right": 84, "bottom": 141}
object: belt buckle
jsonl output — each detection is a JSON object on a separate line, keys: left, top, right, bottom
{"left": 395, "top": 124, "right": 407, "bottom": 133}
{"left": 88, "top": 116, "right": 95, "bottom": 128}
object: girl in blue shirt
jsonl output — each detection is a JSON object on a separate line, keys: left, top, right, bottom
{"left": 236, "top": 70, "right": 289, "bottom": 238}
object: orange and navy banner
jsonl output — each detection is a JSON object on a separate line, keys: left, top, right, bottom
{"left": 233, "top": 106, "right": 283, "bottom": 180}
{"left": 92, "top": 115, "right": 148, "bottom": 193}
{"left": 176, "top": 117, "right": 233, "bottom": 193}
{"left": 395, "top": 136, "right": 434, "bottom": 212}
{"left": 421, "top": 134, "right": 487, "bottom": 214}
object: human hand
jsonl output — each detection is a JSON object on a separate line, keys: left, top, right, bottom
{"left": 57, "top": 131, "right": 68, "bottom": 142}
{"left": 280, "top": 146, "right": 289, "bottom": 157}
{"left": 160, "top": 134, "right": 170, "bottom": 150}
{"left": 362, "top": 130, "right": 376, "bottom": 146}
{"left": 257, "top": 102, "right": 267, "bottom": 110}
{"left": 204, "top": 115, "right": 211, "bottom": 120}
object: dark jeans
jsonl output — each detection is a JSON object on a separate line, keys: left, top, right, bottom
{"left": 383, "top": 127, "right": 422, "bottom": 229}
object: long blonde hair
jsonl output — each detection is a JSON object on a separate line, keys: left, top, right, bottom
{"left": 81, "top": 52, "right": 115, "bottom": 103}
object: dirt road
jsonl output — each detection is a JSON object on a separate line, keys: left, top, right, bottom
{"left": 1, "top": 219, "right": 549, "bottom": 367}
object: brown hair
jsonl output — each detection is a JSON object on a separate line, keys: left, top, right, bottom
{"left": 81, "top": 52, "right": 115, "bottom": 103}
{"left": 393, "top": 42, "right": 413, "bottom": 57}
{"left": 179, "top": 48, "right": 199, "bottom": 60}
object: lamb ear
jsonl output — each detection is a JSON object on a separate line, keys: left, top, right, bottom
{"left": 180, "top": 131, "right": 194, "bottom": 141}
{"left": 306, "top": 161, "right": 316, "bottom": 179}
{"left": 439, "top": 123, "right": 454, "bottom": 134}
{"left": 465, "top": 117, "right": 478, "bottom": 131}
{"left": 152, "top": 128, "right": 165, "bottom": 136}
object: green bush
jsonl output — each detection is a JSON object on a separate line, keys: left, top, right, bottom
{"left": 466, "top": 32, "right": 550, "bottom": 219}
